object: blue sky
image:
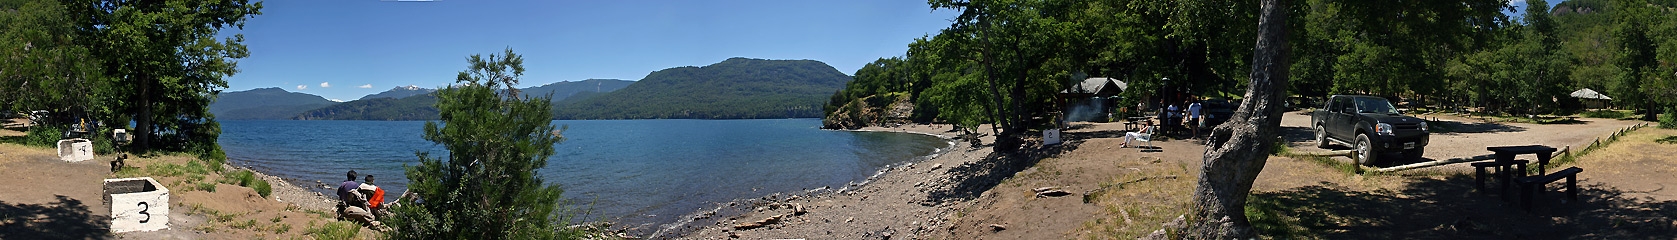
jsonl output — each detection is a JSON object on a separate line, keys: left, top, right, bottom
{"left": 223, "top": 0, "right": 958, "bottom": 101}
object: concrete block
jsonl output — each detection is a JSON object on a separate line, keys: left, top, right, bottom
{"left": 57, "top": 138, "right": 93, "bottom": 162}
{"left": 103, "top": 177, "right": 169, "bottom": 233}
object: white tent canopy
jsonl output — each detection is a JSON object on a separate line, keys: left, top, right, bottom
{"left": 1569, "top": 88, "right": 1612, "bottom": 100}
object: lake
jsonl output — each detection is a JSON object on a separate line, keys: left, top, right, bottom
{"left": 217, "top": 119, "right": 950, "bottom": 229}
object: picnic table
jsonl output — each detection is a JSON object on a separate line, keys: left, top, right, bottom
{"left": 1487, "top": 145, "right": 1558, "bottom": 174}
{"left": 1124, "top": 117, "right": 1147, "bottom": 132}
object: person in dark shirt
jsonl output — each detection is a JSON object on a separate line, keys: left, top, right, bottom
{"left": 337, "top": 170, "right": 361, "bottom": 202}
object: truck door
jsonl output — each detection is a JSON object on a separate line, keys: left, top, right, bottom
{"left": 1328, "top": 97, "right": 1353, "bottom": 138}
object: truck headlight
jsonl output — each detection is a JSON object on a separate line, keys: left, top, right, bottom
{"left": 1376, "top": 123, "right": 1394, "bottom": 135}
{"left": 1418, "top": 121, "right": 1428, "bottom": 132}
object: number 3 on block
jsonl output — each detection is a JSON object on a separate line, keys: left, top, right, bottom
{"left": 137, "top": 202, "right": 151, "bottom": 223}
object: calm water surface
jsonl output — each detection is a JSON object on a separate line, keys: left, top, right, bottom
{"left": 217, "top": 119, "right": 948, "bottom": 227}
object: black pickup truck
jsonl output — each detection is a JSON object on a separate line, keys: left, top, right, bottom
{"left": 1311, "top": 95, "right": 1430, "bottom": 165}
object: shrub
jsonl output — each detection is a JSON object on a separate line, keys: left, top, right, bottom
{"left": 1661, "top": 107, "right": 1676, "bottom": 129}
{"left": 306, "top": 221, "right": 360, "bottom": 240}
{"left": 250, "top": 179, "right": 272, "bottom": 198}
{"left": 23, "top": 125, "right": 64, "bottom": 147}
{"left": 385, "top": 49, "right": 587, "bottom": 239}
{"left": 196, "top": 182, "right": 217, "bottom": 192}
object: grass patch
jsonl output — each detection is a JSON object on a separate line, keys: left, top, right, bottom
{"left": 1246, "top": 194, "right": 1319, "bottom": 239}
{"left": 305, "top": 221, "right": 360, "bottom": 240}
{"left": 1077, "top": 161, "right": 1195, "bottom": 237}
{"left": 1273, "top": 145, "right": 1360, "bottom": 176}
{"left": 195, "top": 182, "right": 218, "bottom": 192}
{"left": 219, "top": 170, "right": 273, "bottom": 198}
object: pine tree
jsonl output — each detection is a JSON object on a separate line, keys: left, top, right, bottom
{"left": 385, "top": 48, "right": 582, "bottom": 239}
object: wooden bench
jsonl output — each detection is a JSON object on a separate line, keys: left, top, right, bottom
{"left": 1487, "top": 145, "right": 1557, "bottom": 174}
{"left": 1471, "top": 160, "right": 1527, "bottom": 197}
{"left": 1515, "top": 167, "right": 1583, "bottom": 212}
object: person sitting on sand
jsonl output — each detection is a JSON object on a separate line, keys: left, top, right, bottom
{"left": 1119, "top": 120, "right": 1154, "bottom": 148}
{"left": 360, "top": 175, "right": 387, "bottom": 219}
{"left": 336, "top": 171, "right": 383, "bottom": 230}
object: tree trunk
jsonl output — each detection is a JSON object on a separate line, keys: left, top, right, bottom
{"left": 135, "top": 75, "right": 153, "bottom": 151}
{"left": 1181, "top": 0, "right": 1290, "bottom": 238}
{"left": 1643, "top": 100, "right": 1658, "bottom": 121}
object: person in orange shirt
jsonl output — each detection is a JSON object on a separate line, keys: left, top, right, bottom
{"left": 360, "top": 175, "right": 388, "bottom": 219}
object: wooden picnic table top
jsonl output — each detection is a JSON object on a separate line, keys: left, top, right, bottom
{"left": 1486, "top": 145, "right": 1557, "bottom": 154}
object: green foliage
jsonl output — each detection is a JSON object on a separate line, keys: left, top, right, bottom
{"left": 1661, "top": 107, "right": 1677, "bottom": 129}
{"left": 22, "top": 125, "right": 63, "bottom": 147}
{"left": 250, "top": 179, "right": 272, "bottom": 198}
{"left": 386, "top": 49, "right": 586, "bottom": 239}
{"left": 195, "top": 182, "right": 217, "bottom": 192}
{"left": 553, "top": 57, "right": 851, "bottom": 119}
{"left": 0, "top": 0, "right": 105, "bottom": 120}
{"left": 59, "top": 0, "right": 263, "bottom": 152}
{"left": 305, "top": 221, "right": 360, "bottom": 240}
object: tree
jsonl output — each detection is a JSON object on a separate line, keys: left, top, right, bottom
{"left": 1179, "top": 0, "right": 1290, "bottom": 238}
{"left": 1611, "top": 0, "right": 1661, "bottom": 121}
{"left": 65, "top": 0, "right": 262, "bottom": 153}
{"left": 0, "top": 0, "right": 104, "bottom": 125}
{"left": 385, "top": 48, "right": 583, "bottom": 239}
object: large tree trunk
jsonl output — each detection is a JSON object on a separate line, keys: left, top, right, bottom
{"left": 1181, "top": 0, "right": 1290, "bottom": 238}
{"left": 135, "top": 75, "right": 153, "bottom": 151}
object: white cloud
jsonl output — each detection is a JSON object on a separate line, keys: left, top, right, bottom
{"left": 358, "top": 84, "right": 373, "bottom": 89}
{"left": 296, "top": 85, "right": 307, "bottom": 90}
{"left": 320, "top": 82, "right": 331, "bottom": 88}
{"left": 329, "top": 98, "right": 346, "bottom": 102}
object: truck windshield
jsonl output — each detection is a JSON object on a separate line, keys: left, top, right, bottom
{"left": 1354, "top": 98, "right": 1398, "bottom": 114}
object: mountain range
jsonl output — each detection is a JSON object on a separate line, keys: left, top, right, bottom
{"left": 553, "top": 58, "right": 852, "bottom": 119}
{"left": 211, "top": 58, "right": 850, "bottom": 120}
{"left": 209, "top": 88, "right": 337, "bottom": 120}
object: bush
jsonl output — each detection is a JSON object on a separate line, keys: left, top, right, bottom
{"left": 1661, "top": 107, "right": 1676, "bottom": 129}
{"left": 385, "top": 49, "right": 587, "bottom": 239}
{"left": 250, "top": 179, "right": 272, "bottom": 198}
{"left": 23, "top": 125, "right": 64, "bottom": 147}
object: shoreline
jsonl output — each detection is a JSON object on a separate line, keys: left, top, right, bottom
{"left": 645, "top": 124, "right": 963, "bottom": 237}
{"left": 671, "top": 123, "right": 997, "bottom": 239}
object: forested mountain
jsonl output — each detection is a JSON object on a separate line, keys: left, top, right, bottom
{"left": 209, "top": 88, "right": 336, "bottom": 120}
{"left": 290, "top": 79, "right": 632, "bottom": 120}
{"left": 552, "top": 58, "right": 852, "bottom": 119}
{"left": 358, "top": 85, "right": 435, "bottom": 100}
{"left": 521, "top": 79, "right": 633, "bottom": 100}
{"left": 293, "top": 94, "right": 440, "bottom": 121}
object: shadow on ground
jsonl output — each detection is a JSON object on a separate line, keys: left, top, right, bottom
{"left": 1434, "top": 121, "right": 1528, "bottom": 135}
{"left": 0, "top": 195, "right": 111, "bottom": 240}
{"left": 924, "top": 145, "right": 1058, "bottom": 206}
{"left": 1249, "top": 174, "right": 1677, "bottom": 239}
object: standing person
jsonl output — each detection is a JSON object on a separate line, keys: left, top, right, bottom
{"left": 361, "top": 175, "right": 388, "bottom": 219}
{"left": 1166, "top": 103, "right": 1181, "bottom": 134}
{"left": 1188, "top": 100, "right": 1203, "bottom": 138}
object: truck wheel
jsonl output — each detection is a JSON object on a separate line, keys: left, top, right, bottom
{"left": 1405, "top": 147, "right": 1425, "bottom": 162}
{"left": 1314, "top": 124, "right": 1330, "bottom": 148}
{"left": 1355, "top": 134, "right": 1378, "bottom": 166}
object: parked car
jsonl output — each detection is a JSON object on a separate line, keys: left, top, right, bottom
{"left": 1310, "top": 95, "right": 1430, "bottom": 165}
